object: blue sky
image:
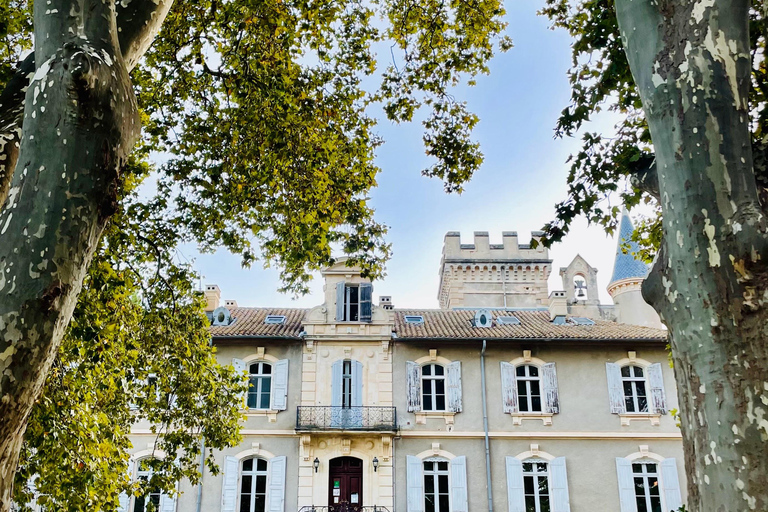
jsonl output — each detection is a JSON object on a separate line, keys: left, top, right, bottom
{"left": 181, "top": 1, "right": 630, "bottom": 310}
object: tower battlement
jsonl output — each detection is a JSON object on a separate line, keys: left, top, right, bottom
{"left": 441, "top": 231, "right": 549, "bottom": 261}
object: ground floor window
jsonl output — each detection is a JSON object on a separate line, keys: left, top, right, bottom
{"left": 424, "top": 459, "right": 450, "bottom": 512}
{"left": 632, "top": 462, "right": 662, "bottom": 512}
{"left": 133, "top": 459, "right": 161, "bottom": 512}
{"left": 522, "top": 460, "right": 550, "bottom": 512}
{"left": 240, "top": 457, "right": 269, "bottom": 512}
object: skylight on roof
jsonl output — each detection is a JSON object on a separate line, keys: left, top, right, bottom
{"left": 496, "top": 315, "right": 521, "bottom": 325}
{"left": 404, "top": 315, "right": 424, "bottom": 325}
{"left": 552, "top": 316, "right": 567, "bottom": 325}
{"left": 571, "top": 317, "right": 595, "bottom": 326}
{"left": 264, "top": 315, "right": 287, "bottom": 325}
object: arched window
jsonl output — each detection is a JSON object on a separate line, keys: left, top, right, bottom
{"left": 621, "top": 365, "right": 648, "bottom": 413}
{"left": 515, "top": 365, "right": 542, "bottom": 413}
{"left": 573, "top": 275, "right": 588, "bottom": 300}
{"left": 239, "top": 457, "right": 269, "bottom": 512}
{"left": 248, "top": 362, "right": 272, "bottom": 410}
{"left": 522, "top": 459, "right": 550, "bottom": 512}
{"left": 422, "top": 364, "right": 446, "bottom": 411}
{"left": 605, "top": 359, "right": 668, "bottom": 418}
{"left": 630, "top": 460, "right": 662, "bottom": 512}
{"left": 133, "top": 459, "right": 161, "bottom": 512}
{"left": 423, "top": 458, "right": 450, "bottom": 512}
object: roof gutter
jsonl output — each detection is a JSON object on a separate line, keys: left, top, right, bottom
{"left": 392, "top": 336, "right": 668, "bottom": 343}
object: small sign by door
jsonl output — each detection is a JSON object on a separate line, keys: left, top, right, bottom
{"left": 351, "top": 493, "right": 359, "bottom": 504}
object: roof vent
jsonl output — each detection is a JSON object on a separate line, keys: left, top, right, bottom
{"left": 265, "top": 315, "right": 287, "bottom": 325}
{"left": 225, "top": 299, "right": 238, "bottom": 308}
{"left": 211, "top": 306, "right": 231, "bottom": 326}
{"left": 496, "top": 315, "right": 521, "bottom": 325}
{"left": 474, "top": 309, "right": 493, "bottom": 328}
{"left": 571, "top": 317, "right": 595, "bottom": 326}
{"left": 404, "top": 315, "right": 424, "bottom": 325}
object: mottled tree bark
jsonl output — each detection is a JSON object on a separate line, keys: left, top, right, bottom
{"left": 615, "top": 0, "right": 768, "bottom": 509}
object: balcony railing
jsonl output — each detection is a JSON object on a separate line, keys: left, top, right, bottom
{"left": 296, "top": 406, "right": 397, "bottom": 431}
{"left": 299, "top": 506, "right": 390, "bottom": 512}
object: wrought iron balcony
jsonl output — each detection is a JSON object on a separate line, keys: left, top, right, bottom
{"left": 299, "top": 506, "right": 390, "bottom": 512}
{"left": 296, "top": 406, "right": 397, "bottom": 431}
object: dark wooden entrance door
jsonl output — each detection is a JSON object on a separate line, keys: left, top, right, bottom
{"left": 328, "top": 457, "right": 363, "bottom": 512}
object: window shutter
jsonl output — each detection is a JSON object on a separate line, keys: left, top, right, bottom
{"left": 406, "top": 455, "right": 424, "bottom": 512}
{"left": 331, "top": 360, "right": 343, "bottom": 407}
{"left": 360, "top": 283, "right": 373, "bottom": 322}
{"left": 406, "top": 361, "right": 422, "bottom": 412}
{"left": 615, "top": 458, "right": 638, "bottom": 512}
{"left": 549, "top": 457, "right": 571, "bottom": 512}
{"left": 500, "top": 362, "right": 519, "bottom": 413}
{"left": 352, "top": 360, "right": 364, "bottom": 406}
{"left": 661, "top": 458, "right": 683, "bottom": 512}
{"left": 270, "top": 359, "right": 289, "bottom": 411}
{"left": 450, "top": 456, "right": 469, "bottom": 512}
{"left": 606, "top": 363, "right": 626, "bottom": 414}
{"left": 505, "top": 457, "right": 525, "bottom": 512}
{"left": 116, "top": 459, "right": 134, "bottom": 512}
{"left": 336, "top": 282, "right": 345, "bottom": 321}
{"left": 268, "top": 456, "right": 287, "bottom": 512}
{"left": 648, "top": 363, "right": 668, "bottom": 414}
{"left": 542, "top": 362, "right": 560, "bottom": 414}
{"left": 220, "top": 455, "right": 239, "bottom": 512}
{"left": 447, "top": 361, "right": 463, "bottom": 413}
{"left": 160, "top": 485, "right": 178, "bottom": 512}
{"left": 232, "top": 358, "right": 247, "bottom": 407}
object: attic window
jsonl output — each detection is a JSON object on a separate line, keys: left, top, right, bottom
{"left": 404, "top": 315, "right": 424, "bottom": 325}
{"left": 264, "top": 315, "right": 287, "bottom": 325}
{"left": 496, "top": 315, "right": 521, "bottom": 325}
{"left": 552, "top": 316, "right": 567, "bottom": 325}
{"left": 571, "top": 317, "right": 595, "bottom": 326}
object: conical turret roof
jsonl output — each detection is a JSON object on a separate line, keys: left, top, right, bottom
{"left": 609, "top": 211, "right": 649, "bottom": 283}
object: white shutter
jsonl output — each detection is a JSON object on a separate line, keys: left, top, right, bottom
{"left": 661, "top": 458, "right": 683, "bottom": 512}
{"left": 542, "top": 362, "right": 560, "bottom": 414}
{"left": 233, "top": 358, "right": 248, "bottom": 408}
{"left": 616, "top": 458, "right": 638, "bottom": 512}
{"left": 159, "top": 486, "right": 178, "bottom": 512}
{"left": 331, "top": 360, "right": 343, "bottom": 407}
{"left": 270, "top": 359, "right": 289, "bottom": 411}
{"left": 501, "top": 362, "right": 519, "bottom": 413}
{"left": 606, "top": 363, "right": 626, "bottom": 414}
{"left": 352, "top": 360, "right": 364, "bottom": 406}
{"left": 450, "top": 456, "right": 469, "bottom": 512}
{"left": 221, "top": 455, "right": 240, "bottom": 512}
{"left": 505, "top": 457, "right": 525, "bottom": 512}
{"left": 406, "top": 456, "right": 424, "bottom": 512}
{"left": 648, "top": 363, "right": 668, "bottom": 414}
{"left": 117, "top": 459, "right": 134, "bottom": 512}
{"left": 336, "top": 282, "right": 345, "bottom": 321}
{"left": 268, "top": 456, "right": 287, "bottom": 512}
{"left": 549, "top": 457, "right": 571, "bottom": 512}
{"left": 406, "top": 361, "right": 422, "bottom": 412}
{"left": 447, "top": 361, "right": 463, "bottom": 413}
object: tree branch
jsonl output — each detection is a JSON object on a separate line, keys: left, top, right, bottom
{"left": 116, "top": 0, "right": 176, "bottom": 71}
{"left": 0, "top": 54, "right": 34, "bottom": 211}
{"left": 628, "top": 152, "right": 659, "bottom": 200}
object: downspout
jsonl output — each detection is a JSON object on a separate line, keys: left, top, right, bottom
{"left": 481, "top": 340, "right": 493, "bottom": 512}
{"left": 196, "top": 436, "right": 206, "bottom": 512}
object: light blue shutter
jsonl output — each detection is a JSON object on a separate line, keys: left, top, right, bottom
{"left": 450, "top": 456, "right": 469, "bottom": 512}
{"left": 233, "top": 358, "right": 247, "bottom": 407}
{"left": 648, "top": 363, "right": 668, "bottom": 414}
{"left": 406, "top": 361, "right": 422, "bottom": 412}
{"left": 117, "top": 459, "right": 134, "bottom": 512}
{"left": 360, "top": 283, "right": 373, "bottom": 322}
{"left": 268, "top": 456, "right": 287, "bottom": 512}
{"left": 160, "top": 485, "right": 178, "bottom": 512}
{"left": 336, "top": 282, "right": 345, "bottom": 321}
{"left": 352, "top": 360, "right": 363, "bottom": 406}
{"left": 505, "top": 457, "right": 525, "bottom": 512}
{"left": 542, "top": 363, "right": 560, "bottom": 414}
{"left": 406, "top": 456, "right": 424, "bottom": 512}
{"left": 606, "top": 363, "right": 626, "bottom": 413}
{"left": 447, "top": 361, "right": 463, "bottom": 413}
{"left": 270, "top": 359, "right": 289, "bottom": 411}
{"left": 661, "top": 458, "right": 683, "bottom": 512}
{"left": 501, "top": 362, "right": 518, "bottom": 413}
{"left": 331, "top": 360, "right": 343, "bottom": 407}
{"left": 549, "top": 457, "right": 571, "bottom": 512}
{"left": 221, "top": 456, "right": 239, "bottom": 512}
{"left": 616, "top": 458, "right": 638, "bottom": 512}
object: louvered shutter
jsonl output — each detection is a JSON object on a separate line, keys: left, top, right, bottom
{"left": 661, "top": 458, "right": 683, "bottom": 512}
{"left": 505, "top": 457, "right": 525, "bottom": 512}
{"left": 270, "top": 359, "right": 289, "bottom": 411}
{"left": 233, "top": 358, "right": 247, "bottom": 407}
{"left": 606, "top": 363, "right": 626, "bottom": 414}
{"left": 406, "top": 456, "right": 424, "bottom": 512}
{"left": 336, "top": 282, "right": 345, "bottom": 321}
{"left": 450, "top": 456, "right": 469, "bottom": 512}
{"left": 352, "top": 360, "right": 363, "bottom": 406}
{"left": 220, "top": 456, "right": 239, "bottom": 512}
{"left": 501, "top": 362, "right": 519, "bottom": 413}
{"left": 360, "top": 283, "right": 373, "bottom": 322}
{"left": 268, "top": 456, "right": 287, "bottom": 512}
{"left": 542, "top": 362, "right": 560, "bottom": 414}
{"left": 406, "top": 361, "right": 422, "bottom": 412}
{"left": 447, "top": 361, "right": 463, "bottom": 413}
{"left": 331, "top": 360, "right": 343, "bottom": 407}
{"left": 648, "top": 363, "right": 668, "bottom": 414}
{"left": 159, "top": 485, "right": 178, "bottom": 512}
{"left": 116, "top": 459, "right": 133, "bottom": 512}
{"left": 615, "top": 458, "right": 638, "bottom": 512}
{"left": 549, "top": 457, "right": 571, "bottom": 512}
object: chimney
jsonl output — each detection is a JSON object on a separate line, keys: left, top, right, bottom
{"left": 225, "top": 299, "right": 238, "bottom": 308}
{"left": 379, "top": 296, "right": 394, "bottom": 310}
{"left": 204, "top": 284, "right": 221, "bottom": 312}
{"left": 548, "top": 290, "right": 567, "bottom": 321}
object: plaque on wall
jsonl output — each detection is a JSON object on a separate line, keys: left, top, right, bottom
{"left": 351, "top": 493, "right": 359, "bottom": 504}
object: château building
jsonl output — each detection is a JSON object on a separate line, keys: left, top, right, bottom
{"left": 124, "top": 214, "right": 684, "bottom": 512}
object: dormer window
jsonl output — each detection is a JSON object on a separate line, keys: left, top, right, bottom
{"left": 335, "top": 282, "right": 373, "bottom": 322}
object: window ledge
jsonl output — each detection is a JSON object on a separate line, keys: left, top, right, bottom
{"left": 509, "top": 413, "right": 554, "bottom": 426}
{"left": 243, "top": 409, "right": 280, "bottom": 422}
{"left": 415, "top": 411, "right": 456, "bottom": 425}
{"left": 619, "top": 413, "right": 661, "bottom": 426}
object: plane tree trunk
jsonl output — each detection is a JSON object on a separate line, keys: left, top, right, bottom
{"left": 615, "top": 0, "right": 768, "bottom": 509}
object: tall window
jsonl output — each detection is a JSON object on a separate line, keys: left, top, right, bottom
{"left": 522, "top": 460, "right": 550, "bottom": 512}
{"left": 423, "top": 459, "right": 450, "bottom": 512}
{"left": 622, "top": 366, "right": 648, "bottom": 413}
{"left": 133, "top": 459, "right": 161, "bottom": 512}
{"left": 422, "top": 364, "right": 446, "bottom": 411}
{"left": 632, "top": 462, "right": 662, "bottom": 512}
{"left": 240, "top": 457, "right": 269, "bottom": 512}
{"left": 248, "top": 362, "right": 272, "bottom": 409}
{"left": 342, "top": 360, "right": 352, "bottom": 408}
{"left": 516, "top": 365, "right": 542, "bottom": 412}
{"left": 343, "top": 285, "right": 360, "bottom": 321}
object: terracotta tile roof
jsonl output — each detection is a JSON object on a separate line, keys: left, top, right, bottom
{"left": 393, "top": 309, "right": 667, "bottom": 341}
{"left": 210, "top": 308, "right": 307, "bottom": 338}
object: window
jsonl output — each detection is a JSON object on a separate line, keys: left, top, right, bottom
{"left": 343, "top": 285, "right": 360, "bottom": 321}
{"left": 496, "top": 315, "right": 521, "bottom": 325}
{"left": 335, "top": 282, "right": 373, "bottom": 322}
{"left": 516, "top": 365, "right": 542, "bottom": 413}
{"left": 342, "top": 360, "right": 353, "bottom": 408}
{"left": 248, "top": 362, "right": 272, "bottom": 409}
{"left": 264, "top": 315, "right": 286, "bottom": 324}
{"left": 404, "top": 315, "right": 425, "bottom": 325}
{"left": 522, "top": 460, "right": 550, "bottom": 512}
{"left": 632, "top": 462, "right": 662, "bottom": 512}
{"left": 622, "top": 365, "right": 648, "bottom": 413}
{"left": 133, "top": 459, "right": 161, "bottom": 512}
{"left": 423, "top": 459, "right": 450, "bottom": 512}
{"left": 239, "top": 457, "right": 269, "bottom": 512}
{"left": 422, "top": 364, "right": 446, "bottom": 411}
